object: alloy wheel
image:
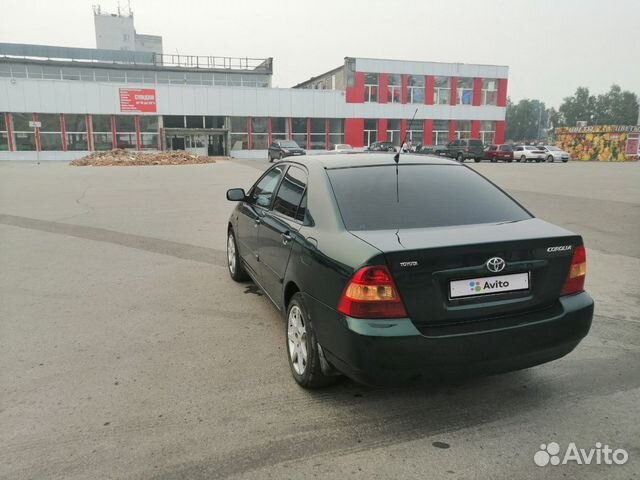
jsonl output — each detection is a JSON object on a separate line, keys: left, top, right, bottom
{"left": 227, "top": 233, "right": 236, "bottom": 275}
{"left": 287, "top": 305, "right": 307, "bottom": 375}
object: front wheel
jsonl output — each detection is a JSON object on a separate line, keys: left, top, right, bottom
{"left": 286, "top": 293, "right": 336, "bottom": 389}
{"left": 520, "top": 155, "right": 527, "bottom": 162}
{"left": 457, "top": 153, "right": 464, "bottom": 162}
{"left": 227, "top": 229, "right": 249, "bottom": 282}
{"left": 547, "top": 155, "right": 554, "bottom": 163}
{"left": 562, "top": 159, "right": 569, "bottom": 163}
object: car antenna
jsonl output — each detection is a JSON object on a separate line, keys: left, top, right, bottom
{"left": 393, "top": 108, "right": 419, "bottom": 202}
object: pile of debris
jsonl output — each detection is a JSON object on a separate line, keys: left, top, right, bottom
{"left": 70, "top": 149, "right": 223, "bottom": 166}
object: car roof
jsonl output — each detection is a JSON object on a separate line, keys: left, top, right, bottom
{"left": 284, "top": 153, "right": 460, "bottom": 170}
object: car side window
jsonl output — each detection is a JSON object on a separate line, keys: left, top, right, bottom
{"left": 489, "top": 145, "right": 497, "bottom": 151}
{"left": 251, "top": 166, "right": 285, "bottom": 208}
{"left": 272, "top": 166, "right": 308, "bottom": 221}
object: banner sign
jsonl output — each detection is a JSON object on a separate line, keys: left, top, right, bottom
{"left": 119, "top": 88, "right": 157, "bottom": 113}
{"left": 555, "top": 125, "right": 639, "bottom": 161}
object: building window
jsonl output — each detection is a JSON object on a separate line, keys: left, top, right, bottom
{"left": 230, "top": 117, "right": 249, "bottom": 150}
{"left": 480, "top": 120, "right": 496, "bottom": 145}
{"left": 186, "top": 116, "right": 204, "bottom": 128}
{"left": 408, "top": 75, "right": 425, "bottom": 104}
{"left": 364, "top": 119, "right": 377, "bottom": 147}
{"left": 251, "top": 117, "right": 268, "bottom": 150}
{"left": 11, "top": 113, "right": 36, "bottom": 151}
{"left": 64, "top": 114, "right": 88, "bottom": 151}
{"left": 434, "top": 77, "right": 451, "bottom": 105}
{"left": 114, "top": 115, "right": 136, "bottom": 150}
{"left": 456, "top": 120, "right": 472, "bottom": 140}
{"left": 92, "top": 115, "right": 113, "bottom": 151}
{"left": 309, "top": 118, "right": 326, "bottom": 150}
{"left": 271, "top": 118, "right": 290, "bottom": 141}
{"left": 163, "top": 116, "right": 185, "bottom": 128}
{"left": 482, "top": 79, "right": 498, "bottom": 105}
{"left": 387, "top": 119, "right": 401, "bottom": 146}
{"left": 432, "top": 120, "right": 449, "bottom": 145}
{"left": 139, "top": 116, "right": 159, "bottom": 150}
{"left": 205, "top": 116, "right": 225, "bottom": 129}
{"left": 364, "top": 73, "right": 378, "bottom": 103}
{"left": 0, "top": 113, "right": 9, "bottom": 151}
{"left": 291, "top": 118, "right": 308, "bottom": 149}
{"left": 406, "top": 119, "right": 424, "bottom": 148}
{"left": 387, "top": 74, "right": 401, "bottom": 103}
{"left": 457, "top": 78, "right": 473, "bottom": 105}
{"left": 38, "top": 114, "right": 63, "bottom": 151}
{"left": 329, "top": 119, "right": 344, "bottom": 149}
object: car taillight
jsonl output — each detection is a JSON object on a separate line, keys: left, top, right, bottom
{"left": 337, "top": 266, "right": 407, "bottom": 319}
{"left": 561, "top": 246, "right": 587, "bottom": 296}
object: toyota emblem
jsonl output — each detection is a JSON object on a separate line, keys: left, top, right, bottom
{"left": 486, "top": 257, "right": 506, "bottom": 273}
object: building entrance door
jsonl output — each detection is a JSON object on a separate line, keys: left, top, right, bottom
{"left": 208, "top": 134, "right": 226, "bottom": 156}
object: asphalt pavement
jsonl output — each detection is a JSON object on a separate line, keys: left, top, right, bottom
{"left": 1, "top": 158, "right": 638, "bottom": 479}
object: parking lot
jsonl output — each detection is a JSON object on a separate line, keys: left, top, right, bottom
{"left": 1, "top": 159, "right": 639, "bottom": 479}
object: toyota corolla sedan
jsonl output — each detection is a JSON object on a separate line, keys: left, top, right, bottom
{"left": 225, "top": 154, "right": 593, "bottom": 388}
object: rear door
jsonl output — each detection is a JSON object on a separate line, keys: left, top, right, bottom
{"left": 258, "top": 165, "right": 308, "bottom": 304}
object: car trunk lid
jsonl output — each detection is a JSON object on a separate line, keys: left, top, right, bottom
{"left": 350, "top": 218, "right": 581, "bottom": 327}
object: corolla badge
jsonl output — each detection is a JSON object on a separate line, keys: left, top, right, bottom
{"left": 486, "top": 257, "right": 506, "bottom": 273}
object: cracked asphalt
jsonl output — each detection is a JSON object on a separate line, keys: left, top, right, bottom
{"left": 1, "top": 159, "right": 639, "bottom": 479}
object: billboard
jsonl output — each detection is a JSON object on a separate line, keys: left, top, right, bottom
{"left": 119, "top": 88, "right": 157, "bottom": 113}
{"left": 555, "top": 125, "right": 640, "bottom": 161}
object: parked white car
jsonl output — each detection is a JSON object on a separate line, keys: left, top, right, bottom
{"left": 513, "top": 145, "right": 546, "bottom": 163}
{"left": 333, "top": 144, "right": 353, "bottom": 151}
{"left": 541, "top": 145, "right": 570, "bottom": 163}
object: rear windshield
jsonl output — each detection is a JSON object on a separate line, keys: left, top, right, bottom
{"left": 278, "top": 141, "right": 299, "bottom": 148}
{"left": 468, "top": 140, "right": 484, "bottom": 147}
{"left": 499, "top": 145, "right": 513, "bottom": 151}
{"left": 327, "top": 165, "right": 531, "bottom": 230}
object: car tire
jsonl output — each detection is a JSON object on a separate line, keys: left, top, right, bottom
{"left": 227, "top": 228, "right": 249, "bottom": 282}
{"left": 489, "top": 158, "right": 496, "bottom": 163}
{"left": 520, "top": 155, "right": 527, "bottom": 162}
{"left": 286, "top": 293, "right": 337, "bottom": 389}
{"left": 268, "top": 153, "right": 273, "bottom": 163}
{"left": 536, "top": 159, "right": 543, "bottom": 163}
{"left": 547, "top": 155, "right": 554, "bottom": 163}
{"left": 507, "top": 158, "right": 513, "bottom": 163}
{"left": 562, "top": 159, "right": 569, "bottom": 163}
{"left": 476, "top": 158, "right": 483, "bottom": 163}
{"left": 457, "top": 153, "right": 464, "bottom": 162}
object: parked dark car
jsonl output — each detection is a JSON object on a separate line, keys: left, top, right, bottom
{"left": 415, "top": 145, "right": 448, "bottom": 156}
{"left": 483, "top": 144, "right": 514, "bottom": 163}
{"left": 225, "top": 154, "right": 593, "bottom": 388}
{"left": 366, "top": 141, "right": 396, "bottom": 152}
{"left": 446, "top": 139, "right": 485, "bottom": 162}
{"left": 268, "top": 140, "right": 305, "bottom": 162}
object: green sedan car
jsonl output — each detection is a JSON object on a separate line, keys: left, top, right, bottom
{"left": 225, "top": 154, "right": 593, "bottom": 388}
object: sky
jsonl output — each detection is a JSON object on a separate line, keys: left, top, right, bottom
{"left": 1, "top": 0, "right": 638, "bottom": 108}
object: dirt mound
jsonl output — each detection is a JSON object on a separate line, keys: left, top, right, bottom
{"left": 70, "top": 149, "right": 224, "bottom": 166}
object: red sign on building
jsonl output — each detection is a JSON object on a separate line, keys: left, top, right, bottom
{"left": 119, "top": 88, "right": 157, "bottom": 113}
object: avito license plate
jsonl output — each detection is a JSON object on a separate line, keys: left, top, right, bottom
{"left": 450, "top": 272, "right": 529, "bottom": 299}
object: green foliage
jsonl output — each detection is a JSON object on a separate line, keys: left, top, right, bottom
{"left": 557, "top": 85, "right": 639, "bottom": 126}
{"left": 505, "top": 98, "right": 548, "bottom": 142}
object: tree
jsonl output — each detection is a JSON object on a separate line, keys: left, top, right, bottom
{"left": 505, "top": 98, "right": 549, "bottom": 142}
{"left": 558, "top": 85, "right": 639, "bottom": 126}
{"left": 558, "top": 87, "right": 595, "bottom": 126}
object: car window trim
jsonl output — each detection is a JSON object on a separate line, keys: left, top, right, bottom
{"left": 268, "top": 164, "right": 309, "bottom": 225}
{"left": 249, "top": 164, "right": 288, "bottom": 210}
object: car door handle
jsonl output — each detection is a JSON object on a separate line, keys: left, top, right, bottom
{"left": 281, "top": 232, "right": 292, "bottom": 245}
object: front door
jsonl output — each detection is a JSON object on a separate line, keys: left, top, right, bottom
{"left": 236, "top": 165, "right": 286, "bottom": 280}
{"left": 259, "top": 165, "right": 308, "bottom": 303}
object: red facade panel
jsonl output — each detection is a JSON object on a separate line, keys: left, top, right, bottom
{"left": 378, "top": 119, "right": 388, "bottom": 142}
{"left": 471, "top": 120, "right": 481, "bottom": 139}
{"left": 495, "top": 121, "right": 506, "bottom": 144}
{"left": 346, "top": 72, "right": 365, "bottom": 103}
{"left": 497, "top": 79, "right": 508, "bottom": 107}
{"left": 472, "top": 78, "right": 482, "bottom": 106}
{"left": 345, "top": 118, "right": 364, "bottom": 147}
{"left": 60, "top": 114, "right": 67, "bottom": 151}
{"left": 5, "top": 113, "right": 14, "bottom": 151}
{"left": 425, "top": 76, "right": 435, "bottom": 105}
{"left": 378, "top": 74, "right": 388, "bottom": 104}
{"left": 401, "top": 75, "right": 408, "bottom": 104}
{"left": 450, "top": 77, "right": 458, "bottom": 106}
{"left": 449, "top": 120, "right": 457, "bottom": 142}
{"left": 424, "top": 119, "right": 433, "bottom": 145}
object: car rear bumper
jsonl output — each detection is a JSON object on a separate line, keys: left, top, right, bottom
{"left": 321, "top": 292, "right": 593, "bottom": 385}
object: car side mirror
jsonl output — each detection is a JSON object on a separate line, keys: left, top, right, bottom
{"left": 226, "top": 188, "right": 246, "bottom": 202}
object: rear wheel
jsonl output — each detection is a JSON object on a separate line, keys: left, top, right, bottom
{"left": 286, "top": 293, "right": 336, "bottom": 389}
{"left": 227, "top": 229, "right": 249, "bottom": 282}
{"left": 457, "top": 153, "right": 464, "bottom": 162}
{"left": 490, "top": 158, "right": 496, "bottom": 163}
{"left": 520, "top": 155, "right": 527, "bottom": 162}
